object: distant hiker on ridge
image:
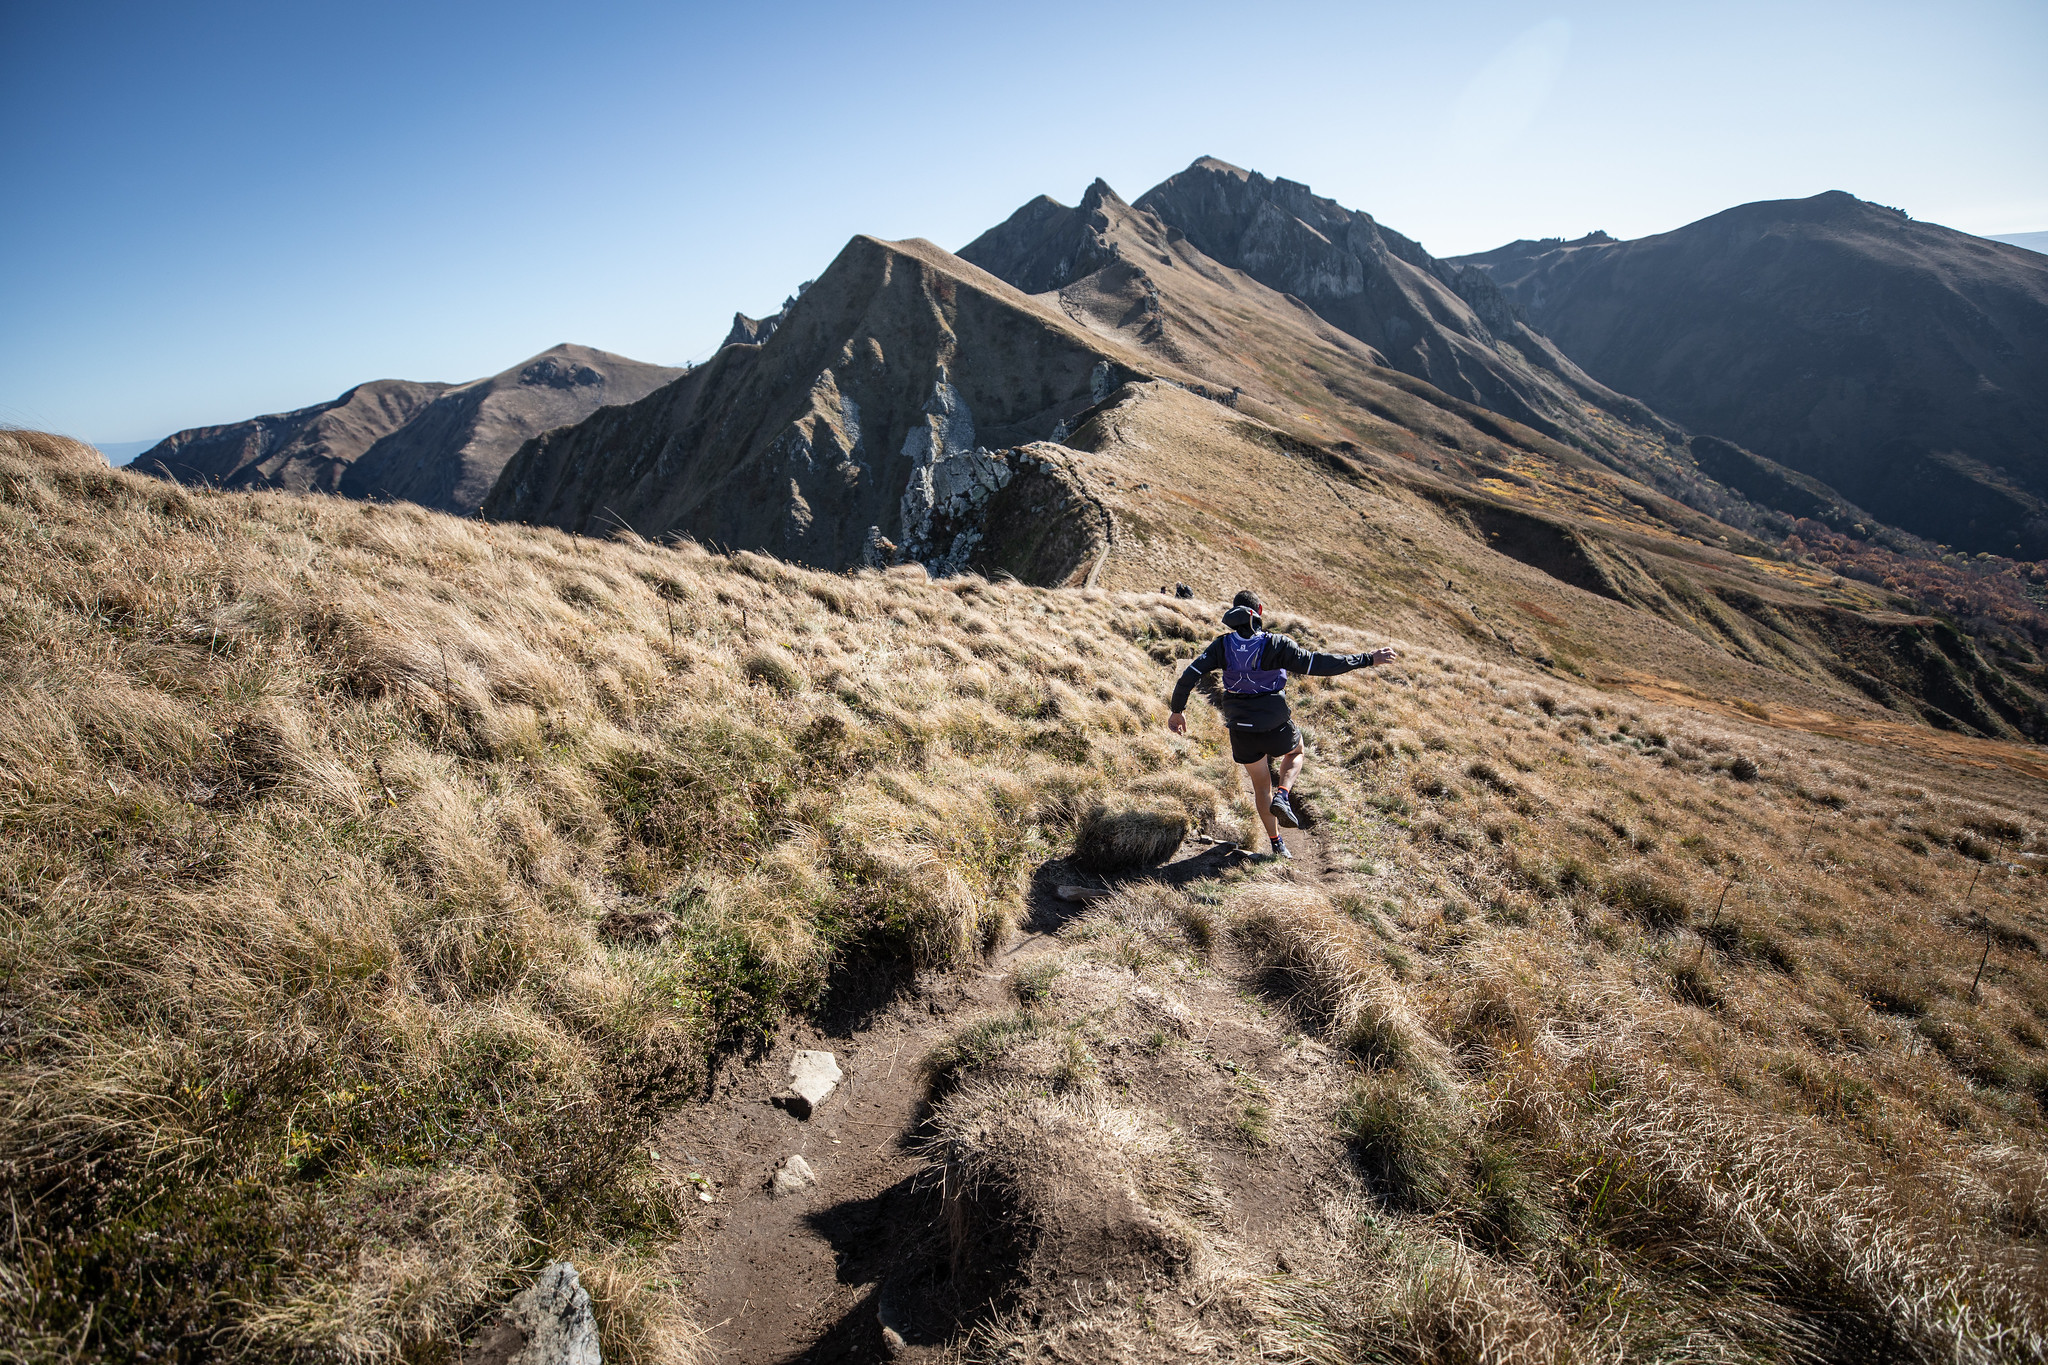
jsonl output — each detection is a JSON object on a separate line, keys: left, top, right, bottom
{"left": 1167, "top": 591, "right": 1397, "bottom": 860}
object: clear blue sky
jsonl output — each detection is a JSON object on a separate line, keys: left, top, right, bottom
{"left": 4, "top": 0, "right": 2044, "bottom": 451}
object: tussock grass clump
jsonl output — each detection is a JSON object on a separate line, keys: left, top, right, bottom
{"left": 1078, "top": 881, "right": 1218, "bottom": 960}
{"left": 1070, "top": 798, "right": 1188, "bottom": 873}
{"left": 921, "top": 1012, "right": 1050, "bottom": 1094}
{"left": 1233, "top": 883, "right": 1447, "bottom": 1082}
{"left": 1337, "top": 1074, "right": 1465, "bottom": 1209}
{"left": 930, "top": 1085, "right": 1209, "bottom": 1289}
{"left": 1602, "top": 863, "right": 1691, "bottom": 929}
{"left": 740, "top": 646, "right": 806, "bottom": 695}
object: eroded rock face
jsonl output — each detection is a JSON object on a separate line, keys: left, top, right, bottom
{"left": 897, "top": 377, "right": 1020, "bottom": 574}
{"left": 485, "top": 236, "right": 1131, "bottom": 575}
{"left": 463, "top": 1262, "right": 601, "bottom": 1365}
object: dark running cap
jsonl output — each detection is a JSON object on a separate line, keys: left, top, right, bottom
{"left": 1222, "top": 603, "right": 1261, "bottom": 634}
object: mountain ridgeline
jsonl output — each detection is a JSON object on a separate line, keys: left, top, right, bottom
{"left": 145, "top": 160, "right": 2048, "bottom": 745}
{"left": 1453, "top": 192, "right": 2048, "bottom": 558}
{"left": 137, "top": 343, "right": 682, "bottom": 515}
{"left": 484, "top": 235, "right": 1143, "bottom": 577}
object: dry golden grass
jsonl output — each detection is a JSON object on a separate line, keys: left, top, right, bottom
{"left": 0, "top": 432, "right": 1230, "bottom": 1359}
{"left": 1260, "top": 655, "right": 2048, "bottom": 1361}
{"left": 914, "top": 633, "right": 2048, "bottom": 1361}
{"left": 7, "top": 428, "right": 2048, "bottom": 1361}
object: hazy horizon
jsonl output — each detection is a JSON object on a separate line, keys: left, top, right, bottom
{"left": 6, "top": 0, "right": 2043, "bottom": 451}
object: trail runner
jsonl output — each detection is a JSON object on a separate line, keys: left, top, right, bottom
{"left": 1167, "top": 591, "right": 1397, "bottom": 859}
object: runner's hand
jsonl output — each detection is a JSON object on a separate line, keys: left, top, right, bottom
{"left": 1167, "top": 711, "right": 1188, "bottom": 734}
{"left": 1369, "top": 647, "right": 1399, "bottom": 666}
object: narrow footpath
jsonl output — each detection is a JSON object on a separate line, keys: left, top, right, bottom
{"left": 658, "top": 822, "right": 1339, "bottom": 1364}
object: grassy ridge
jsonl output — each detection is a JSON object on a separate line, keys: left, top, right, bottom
{"left": 5, "top": 429, "right": 2047, "bottom": 1361}
{"left": 0, "top": 432, "right": 1243, "bottom": 1359}
{"left": 922, "top": 660, "right": 2048, "bottom": 1359}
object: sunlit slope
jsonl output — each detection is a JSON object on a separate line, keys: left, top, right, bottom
{"left": 0, "top": 431, "right": 1236, "bottom": 1358}
{"left": 3, "top": 430, "right": 2046, "bottom": 1361}
{"left": 1042, "top": 379, "right": 2048, "bottom": 752}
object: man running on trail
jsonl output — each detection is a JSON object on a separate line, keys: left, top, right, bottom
{"left": 1167, "top": 591, "right": 1398, "bottom": 860}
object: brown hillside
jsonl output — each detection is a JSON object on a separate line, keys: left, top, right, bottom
{"left": 483, "top": 188, "right": 2048, "bottom": 741}
{"left": 139, "top": 343, "right": 683, "bottom": 514}
{"left": 5, "top": 431, "right": 2047, "bottom": 1362}
{"left": 136, "top": 376, "right": 452, "bottom": 493}
{"left": 1454, "top": 193, "right": 2048, "bottom": 558}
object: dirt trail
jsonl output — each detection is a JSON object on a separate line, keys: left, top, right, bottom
{"left": 659, "top": 816, "right": 1337, "bottom": 1364}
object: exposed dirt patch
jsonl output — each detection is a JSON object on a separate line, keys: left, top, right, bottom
{"left": 660, "top": 825, "right": 1358, "bottom": 1363}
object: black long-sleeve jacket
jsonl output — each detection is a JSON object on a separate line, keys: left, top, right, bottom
{"left": 1169, "top": 631, "right": 1378, "bottom": 732}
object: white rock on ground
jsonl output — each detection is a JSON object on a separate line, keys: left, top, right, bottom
{"left": 462, "top": 1262, "right": 601, "bottom": 1365}
{"left": 778, "top": 1049, "right": 842, "bottom": 1119}
{"left": 771, "top": 1153, "right": 819, "bottom": 1198}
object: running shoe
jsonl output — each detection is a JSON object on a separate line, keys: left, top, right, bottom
{"left": 1270, "top": 788, "right": 1300, "bottom": 829}
{"left": 1271, "top": 836, "right": 1293, "bottom": 860}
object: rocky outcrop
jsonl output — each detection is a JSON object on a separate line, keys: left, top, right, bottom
{"left": 956, "top": 183, "right": 1127, "bottom": 295}
{"left": 141, "top": 345, "right": 683, "bottom": 515}
{"left": 958, "top": 444, "right": 1109, "bottom": 586}
{"left": 897, "top": 375, "right": 1020, "bottom": 573}
{"left": 1453, "top": 193, "right": 2048, "bottom": 556}
{"left": 721, "top": 282, "right": 813, "bottom": 350}
{"left": 484, "top": 236, "right": 1144, "bottom": 575}
{"left": 723, "top": 312, "right": 781, "bottom": 347}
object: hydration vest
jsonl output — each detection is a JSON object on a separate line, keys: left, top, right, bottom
{"left": 1221, "top": 632, "right": 1287, "bottom": 695}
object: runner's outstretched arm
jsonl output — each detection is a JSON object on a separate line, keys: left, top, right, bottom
{"left": 1266, "top": 637, "right": 1400, "bottom": 676}
{"left": 1166, "top": 637, "right": 1228, "bottom": 733}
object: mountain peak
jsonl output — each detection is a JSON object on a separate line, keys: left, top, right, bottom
{"left": 1079, "top": 178, "right": 1126, "bottom": 211}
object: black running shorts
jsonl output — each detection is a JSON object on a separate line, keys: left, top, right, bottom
{"left": 1228, "top": 721, "right": 1303, "bottom": 766}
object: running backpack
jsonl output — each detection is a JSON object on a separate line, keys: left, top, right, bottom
{"left": 1221, "top": 632, "right": 1287, "bottom": 695}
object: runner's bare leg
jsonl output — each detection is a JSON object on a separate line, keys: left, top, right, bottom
{"left": 1271, "top": 744, "right": 1305, "bottom": 794}
{"left": 1245, "top": 759, "right": 1280, "bottom": 846}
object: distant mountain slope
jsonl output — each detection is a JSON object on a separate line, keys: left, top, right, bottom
{"left": 487, "top": 195, "right": 2048, "bottom": 741}
{"left": 958, "top": 171, "right": 1845, "bottom": 553}
{"left": 135, "top": 378, "right": 450, "bottom": 493}
{"left": 1990, "top": 230, "right": 2048, "bottom": 255}
{"left": 1453, "top": 194, "right": 2048, "bottom": 557}
{"left": 959, "top": 176, "right": 1664, "bottom": 467}
{"left": 1110, "top": 158, "right": 1667, "bottom": 451}
{"left": 139, "top": 344, "right": 683, "bottom": 514}
{"left": 339, "top": 344, "right": 684, "bottom": 513}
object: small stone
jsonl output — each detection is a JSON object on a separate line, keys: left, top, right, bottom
{"left": 777, "top": 1050, "right": 842, "bottom": 1119}
{"left": 880, "top": 1324, "right": 907, "bottom": 1354}
{"left": 771, "top": 1154, "right": 818, "bottom": 1198}
{"left": 462, "top": 1262, "right": 600, "bottom": 1365}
